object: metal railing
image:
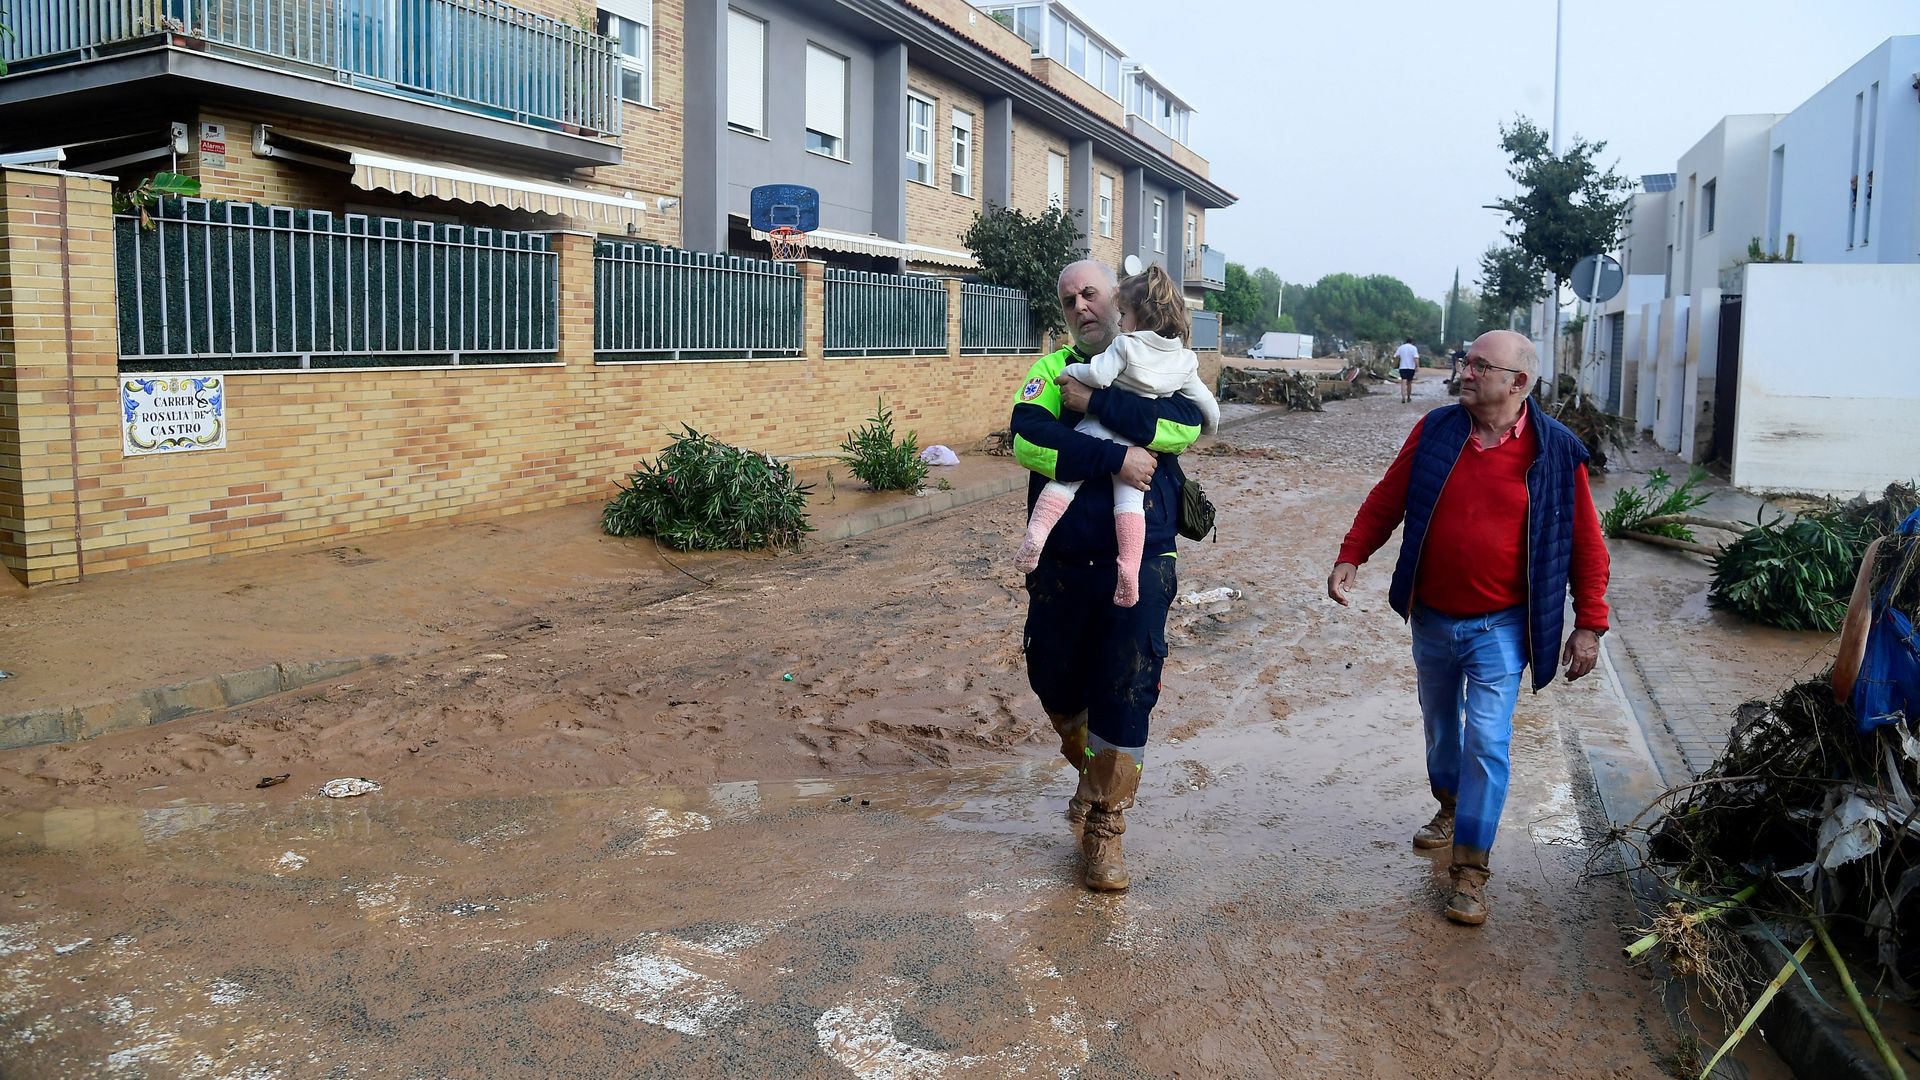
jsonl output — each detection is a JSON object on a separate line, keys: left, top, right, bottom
{"left": 594, "top": 242, "right": 802, "bottom": 362}
{"left": 116, "top": 198, "right": 557, "bottom": 370}
{"left": 1198, "top": 246, "right": 1227, "bottom": 290}
{"left": 959, "top": 282, "right": 1034, "bottom": 355}
{"left": 2, "top": 0, "right": 621, "bottom": 136}
{"left": 1190, "top": 310, "right": 1221, "bottom": 351}
{"left": 824, "top": 269, "right": 948, "bottom": 357}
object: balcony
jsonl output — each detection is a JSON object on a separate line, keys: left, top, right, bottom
{"left": 1194, "top": 244, "right": 1226, "bottom": 291}
{"left": 1, "top": 0, "right": 622, "bottom": 166}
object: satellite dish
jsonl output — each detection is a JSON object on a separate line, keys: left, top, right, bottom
{"left": 1122, "top": 254, "right": 1144, "bottom": 276}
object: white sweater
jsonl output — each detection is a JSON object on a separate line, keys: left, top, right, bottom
{"left": 1062, "top": 331, "right": 1220, "bottom": 435}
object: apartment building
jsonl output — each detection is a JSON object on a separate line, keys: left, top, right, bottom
{"left": 0, "top": 0, "right": 1234, "bottom": 291}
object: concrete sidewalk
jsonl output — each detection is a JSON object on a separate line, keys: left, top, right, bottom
{"left": 0, "top": 453, "right": 1033, "bottom": 751}
{"left": 1589, "top": 437, "right": 1833, "bottom": 778}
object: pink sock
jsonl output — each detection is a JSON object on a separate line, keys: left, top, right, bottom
{"left": 1016, "top": 492, "right": 1073, "bottom": 573}
{"left": 1113, "top": 512, "right": 1145, "bottom": 607}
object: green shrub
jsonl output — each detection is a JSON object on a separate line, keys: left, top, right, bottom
{"left": 840, "top": 399, "right": 928, "bottom": 492}
{"left": 602, "top": 426, "right": 811, "bottom": 551}
{"left": 1708, "top": 483, "right": 1920, "bottom": 631}
{"left": 1602, "top": 468, "right": 1709, "bottom": 541}
{"left": 1709, "top": 514, "right": 1861, "bottom": 632}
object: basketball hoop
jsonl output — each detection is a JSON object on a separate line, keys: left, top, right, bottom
{"left": 766, "top": 225, "right": 809, "bottom": 262}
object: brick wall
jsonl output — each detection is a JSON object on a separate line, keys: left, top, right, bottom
{"left": 0, "top": 170, "right": 1038, "bottom": 585}
{"left": 189, "top": 81, "right": 682, "bottom": 245}
{"left": 1028, "top": 59, "right": 1123, "bottom": 127}
{"left": 904, "top": 66, "right": 987, "bottom": 252}
{"left": 1011, "top": 117, "right": 1069, "bottom": 221}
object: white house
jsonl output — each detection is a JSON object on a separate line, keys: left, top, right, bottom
{"left": 1764, "top": 35, "right": 1920, "bottom": 264}
{"left": 1591, "top": 180, "right": 1671, "bottom": 419}
{"left": 1635, "top": 114, "right": 1779, "bottom": 462}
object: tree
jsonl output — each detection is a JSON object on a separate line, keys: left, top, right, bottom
{"left": 1489, "top": 117, "right": 1632, "bottom": 286}
{"left": 1205, "top": 261, "right": 1264, "bottom": 333}
{"left": 1288, "top": 272, "right": 1440, "bottom": 347}
{"left": 1477, "top": 243, "right": 1544, "bottom": 330}
{"left": 1252, "top": 268, "right": 1283, "bottom": 330}
{"left": 961, "top": 203, "right": 1087, "bottom": 337}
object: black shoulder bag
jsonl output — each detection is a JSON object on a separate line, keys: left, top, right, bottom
{"left": 1168, "top": 455, "right": 1216, "bottom": 542}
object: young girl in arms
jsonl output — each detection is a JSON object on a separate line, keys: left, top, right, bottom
{"left": 1015, "top": 264, "right": 1219, "bottom": 606}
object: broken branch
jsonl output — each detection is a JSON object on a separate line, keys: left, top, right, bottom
{"left": 1620, "top": 531, "right": 1723, "bottom": 557}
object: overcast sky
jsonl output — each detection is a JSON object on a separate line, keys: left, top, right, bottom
{"left": 1078, "top": 0, "right": 1916, "bottom": 304}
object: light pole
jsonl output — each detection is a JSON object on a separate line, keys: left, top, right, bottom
{"left": 1545, "top": 0, "right": 1565, "bottom": 402}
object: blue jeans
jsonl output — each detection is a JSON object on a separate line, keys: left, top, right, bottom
{"left": 1410, "top": 604, "right": 1528, "bottom": 860}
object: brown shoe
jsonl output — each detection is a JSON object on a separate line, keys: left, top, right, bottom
{"left": 1081, "top": 748, "right": 1142, "bottom": 892}
{"left": 1445, "top": 862, "right": 1491, "bottom": 926}
{"left": 1413, "top": 797, "right": 1456, "bottom": 849}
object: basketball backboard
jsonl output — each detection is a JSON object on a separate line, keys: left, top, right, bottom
{"left": 749, "top": 184, "right": 820, "bottom": 234}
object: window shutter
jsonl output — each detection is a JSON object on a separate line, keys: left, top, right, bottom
{"left": 727, "top": 11, "right": 765, "bottom": 133}
{"left": 805, "top": 45, "right": 845, "bottom": 139}
{"left": 1047, "top": 152, "right": 1064, "bottom": 207}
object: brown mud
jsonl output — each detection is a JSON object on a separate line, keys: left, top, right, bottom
{"left": 0, "top": 375, "right": 1789, "bottom": 1077}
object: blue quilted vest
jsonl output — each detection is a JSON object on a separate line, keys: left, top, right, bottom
{"left": 1387, "top": 400, "right": 1591, "bottom": 692}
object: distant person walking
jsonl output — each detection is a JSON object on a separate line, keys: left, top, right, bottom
{"left": 1395, "top": 338, "right": 1420, "bottom": 403}
{"left": 1325, "top": 330, "right": 1611, "bottom": 926}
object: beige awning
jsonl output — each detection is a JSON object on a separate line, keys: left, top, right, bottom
{"left": 742, "top": 217, "right": 977, "bottom": 269}
{"left": 258, "top": 127, "right": 646, "bottom": 230}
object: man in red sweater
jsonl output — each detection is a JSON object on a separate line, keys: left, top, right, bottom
{"left": 1326, "top": 330, "right": 1610, "bottom": 926}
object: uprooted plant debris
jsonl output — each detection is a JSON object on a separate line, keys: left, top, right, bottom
{"left": 1547, "top": 396, "right": 1633, "bottom": 472}
{"left": 1217, "top": 367, "right": 1324, "bottom": 411}
{"left": 1710, "top": 482, "right": 1920, "bottom": 632}
{"left": 1603, "top": 534, "right": 1920, "bottom": 1075}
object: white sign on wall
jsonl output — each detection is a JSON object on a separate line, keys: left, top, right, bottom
{"left": 199, "top": 122, "right": 227, "bottom": 168}
{"left": 122, "top": 375, "right": 226, "bottom": 456}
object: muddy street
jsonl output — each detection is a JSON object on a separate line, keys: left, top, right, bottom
{"left": 2, "top": 376, "right": 1733, "bottom": 1077}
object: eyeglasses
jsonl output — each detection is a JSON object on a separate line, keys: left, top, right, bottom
{"left": 1463, "top": 359, "right": 1525, "bottom": 378}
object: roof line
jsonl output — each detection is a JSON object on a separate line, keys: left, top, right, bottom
{"left": 851, "top": 0, "right": 1235, "bottom": 208}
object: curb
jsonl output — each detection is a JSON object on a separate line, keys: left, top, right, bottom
{"left": 813, "top": 471, "right": 1026, "bottom": 542}
{"left": 1591, "top": 637, "right": 1880, "bottom": 1080}
{"left": 0, "top": 655, "right": 396, "bottom": 752}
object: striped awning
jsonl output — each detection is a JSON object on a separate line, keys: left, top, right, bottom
{"left": 742, "top": 218, "right": 976, "bottom": 269}
{"left": 259, "top": 128, "right": 646, "bottom": 230}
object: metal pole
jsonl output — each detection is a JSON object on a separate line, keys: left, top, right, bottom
{"left": 1545, "top": 0, "right": 1564, "bottom": 403}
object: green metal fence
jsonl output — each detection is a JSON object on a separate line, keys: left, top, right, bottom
{"left": 959, "top": 282, "right": 1035, "bottom": 354}
{"left": 823, "top": 269, "right": 948, "bottom": 357}
{"left": 594, "top": 242, "right": 802, "bottom": 361}
{"left": 115, "top": 198, "right": 557, "bottom": 371}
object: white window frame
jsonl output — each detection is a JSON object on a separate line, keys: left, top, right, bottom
{"left": 804, "top": 43, "right": 848, "bottom": 160}
{"left": 1045, "top": 151, "right": 1066, "bottom": 209}
{"left": 1151, "top": 198, "right": 1165, "bottom": 253}
{"left": 726, "top": 9, "right": 767, "bottom": 136}
{"left": 1185, "top": 214, "right": 1196, "bottom": 261}
{"left": 1097, "top": 174, "right": 1113, "bottom": 237}
{"left": 599, "top": 2, "right": 653, "bottom": 108}
{"left": 950, "top": 109, "right": 973, "bottom": 197}
{"left": 906, "top": 92, "right": 936, "bottom": 186}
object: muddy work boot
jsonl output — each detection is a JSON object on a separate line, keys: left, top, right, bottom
{"left": 1412, "top": 795, "right": 1457, "bottom": 850}
{"left": 1445, "top": 855, "right": 1491, "bottom": 926}
{"left": 1050, "top": 712, "right": 1094, "bottom": 829}
{"left": 1081, "top": 748, "right": 1143, "bottom": 892}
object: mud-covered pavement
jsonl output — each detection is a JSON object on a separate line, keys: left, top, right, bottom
{"left": 1, "top": 377, "right": 1759, "bottom": 1077}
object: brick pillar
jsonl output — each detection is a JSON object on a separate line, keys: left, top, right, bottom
{"left": 552, "top": 230, "right": 595, "bottom": 367}
{"left": 0, "top": 168, "right": 118, "bottom": 586}
{"left": 798, "top": 259, "right": 826, "bottom": 363}
{"left": 944, "top": 278, "right": 963, "bottom": 359}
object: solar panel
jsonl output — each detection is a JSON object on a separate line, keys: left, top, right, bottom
{"left": 1640, "top": 173, "right": 1677, "bottom": 193}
